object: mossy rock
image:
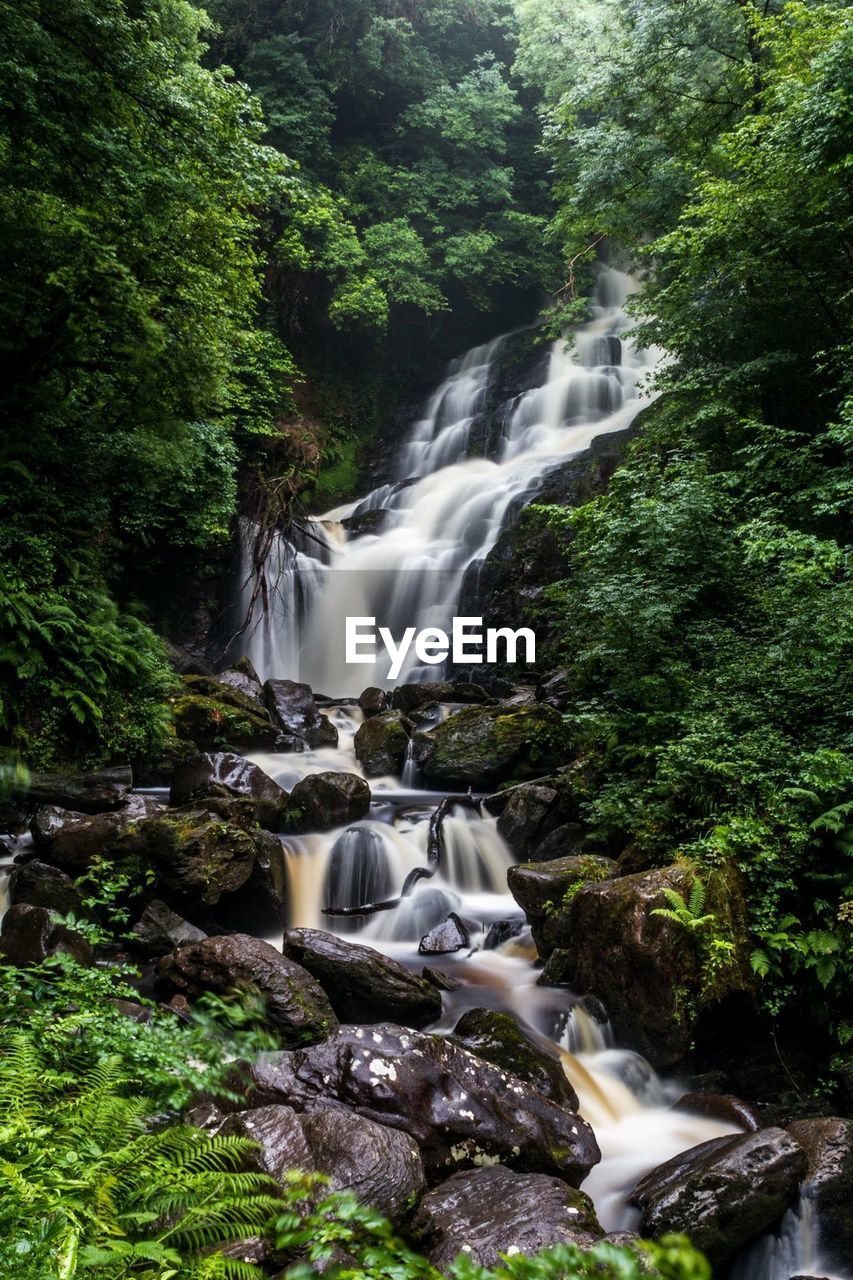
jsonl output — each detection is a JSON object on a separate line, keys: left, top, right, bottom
{"left": 171, "top": 684, "right": 277, "bottom": 752}
{"left": 353, "top": 709, "right": 410, "bottom": 777}
{"left": 113, "top": 808, "right": 258, "bottom": 906}
{"left": 421, "top": 703, "right": 564, "bottom": 789}
{"left": 452, "top": 1007, "right": 579, "bottom": 1110}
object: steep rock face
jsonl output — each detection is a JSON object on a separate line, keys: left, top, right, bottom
{"left": 452, "top": 1008, "right": 579, "bottom": 1110}
{"left": 630, "top": 1129, "right": 806, "bottom": 1263}
{"left": 238, "top": 1022, "right": 600, "bottom": 1185}
{"left": 353, "top": 710, "right": 411, "bottom": 777}
{"left": 787, "top": 1117, "right": 853, "bottom": 1268}
{"left": 420, "top": 703, "right": 563, "bottom": 789}
{"left": 263, "top": 679, "right": 338, "bottom": 748}
{"left": 281, "top": 928, "right": 442, "bottom": 1029}
{"left": 413, "top": 1166, "right": 602, "bottom": 1268}
{"left": 545, "top": 863, "right": 750, "bottom": 1067}
{"left": 287, "top": 772, "right": 371, "bottom": 832}
{"left": 170, "top": 752, "right": 289, "bottom": 831}
{"left": 157, "top": 934, "right": 338, "bottom": 1047}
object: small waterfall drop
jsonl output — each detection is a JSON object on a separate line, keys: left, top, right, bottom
{"left": 236, "top": 267, "right": 660, "bottom": 691}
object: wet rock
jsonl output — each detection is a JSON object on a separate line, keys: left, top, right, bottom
{"left": 217, "top": 665, "right": 265, "bottom": 707}
{"left": 630, "top": 1128, "right": 806, "bottom": 1263}
{"left": 422, "top": 966, "right": 462, "bottom": 992}
{"left": 358, "top": 687, "right": 388, "bottom": 718}
{"left": 537, "top": 948, "right": 575, "bottom": 987}
{"left": 8, "top": 860, "right": 84, "bottom": 915}
{"left": 157, "top": 934, "right": 337, "bottom": 1047}
{"left": 483, "top": 918, "right": 525, "bottom": 950}
{"left": 421, "top": 703, "right": 563, "bottom": 789}
{"left": 281, "top": 928, "right": 442, "bottom": 1029}
{"left": 674, "top": 1092, "right": 760, "bottom": 1132}
{"left": 452, "top": 1007, "right": 579, "bottom": 1109}
{"left": 535, "top": 823, "right": 589, "bottom": 861}
{"left": 413, "top": 1166, "right": 602, "bottom": 1268}
{"left": 391, "top": 682, "right": 491, "bottom": 714}
{"left": 170, "top": 752, "right": 289, "bottom": 831}
{"left": 787, "top": 1117, "right": 853, "bottom": 1267}
{"left": 31, "top": 794, "right": 165, "bottom": 868}
{"left": 418, "top": 913, "right": 470, "bottom": 955}
{"left": 550, "top": 864, "right": 750, "bottom": 1067}
{"left": 0, "top": 903, "right": 92, "bottom": 966}
{"left": 301, "top": 1109, "right": 425, "bottom": 1223}
{"left": 129, "top": 900, "right": 206, "bottom": 957}
{"left": 507, "top": 853, "right": 617, "bottom": 952}
{"left": 115, "top": 809, "right": 258, "bottom": 906}
{"left": 217, "top": 1104, "right": 313, "bottom": 1179}
{"left": 496, "top": 784, "right": 560, "bottom": 858}
{"left": 288, "top": 772, "right": 371, "bottom": 832}
{"left": 263, "top": 679, "right": 338, "bottom": 749}
{"left": 354, "top": 710, "right": 410, "bottom": 778}
{"left": 13, "top": 766, "right": 133, "bottom": 813}
{"left": 242, "top": 1022, "right": 600, "bottom": 1184}
{"left": 173, "top": 675, "right": 278, "bottom": 750}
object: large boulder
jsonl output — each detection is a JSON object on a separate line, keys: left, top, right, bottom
{"left": 263, "top": 679, "right": 338, "bottom": 749}
{"left": 421, "top": 703, "right": 563, "bottom": 789}
{"left": 507, "top": 854, "right": 617, "bottom": 955}
{"left": 544, "top": 864, "right": 750, "bottom": 1066}
{"left": 630, "top": 1128, "right": 806, "bottom": 1263}
{"left": 281, "top": 928, "right": 442, "bottom": 1029}
{"left": 129, "top": 900, "right": 206, "bottom": 957}
{"left": 172, "top": 674, "right": 278, "bottom": 751}
{"left": 8, "top": 860, "right": 84, "bottom": 916}
{"left": 287, "top": 772, "right": 371, "bottom": 832}
{"left": 114, "top": 809, "right": 259, "bottom": 906}
{"left": 0, "top": 903, "right": 91, "bottom": 967}
{"left": 353, "top": 710, "right": 410, "bottom": 778}
{"left": 301, "top": 1109, "right": 425, "bottom": 1223}
{"left": 157, "top": 934, "right": 337, "bottom": 1047}
{"left": 496, "top": 784, "right": 561, "bottom": 858}
{"left": 413, "top": 1166, "right": 602, "bottom": 1268}
{"left": 240, "top": 1022, "right": 600, "bottom": 1185}
{"left": 13, "top": 766, "right": 132, "bottom": 813}
{"left": 216, "top": 1103, "right": 424, "bottom": 1224}
{"left": 358, "top": 687, "right": 388, "bottom": 719}
{"left": 452, "top": 1008, "right": 579, "bottom": 1110}
{"left": 170, "top": 753, "right": 289, "bottom": 831}
{"left": 217, "top": 663, "right": 265, "bottom": 708}
{"left": 30, "top": 794, "right": 164, "bottom": 867}
{"left": 787, "top": 1117, "right": 853, "bottom": 1268}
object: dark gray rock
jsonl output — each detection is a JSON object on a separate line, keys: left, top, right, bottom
{"left": 301, "top": 1108, "right": 425, "bottom": 1222}
{"left": 452, "top": 1007, "right": 579, "bottom": 1109}
{"left": 673, "top": 1092, "right": 760, "bottom": 1132}
{"left": 114, "top": 808, "right": 259, "bottom": 906}
{"left": 413, "top": 1166, "right": 602, "bottom": 1268}
{"left": 170, "top": 752, "right": 289, "bottom": 830}
{"left": 14, "top": 766, "right": 133, "bottom": 813}
{"left": 288, "top": 772, "right": 371, "bottom": 832}
{"left": 281, "top": 928, "right": 442, "bottom": 1029}
{"left": 217, "top": 667, "right": 265, "bottom": 707}
{"left": 630, "top": 1128, "right": 806, "bottom": 1263}
{"left": 496, "top": 784, "right": 559, "bottom": 858}
{"left": 217, "top": 1104, "right": 313, "bottom": 1180}
{"left": 0, "top": 903, "right": 91, "bottom": 966}
{"left": 157, "top": 934, "right": 338, "bottom": 1047}
{"left": 483, "top": 918, "right": 525, "bottom": 950}
{"left": 787, "top": 1117, "right": 853, "bottom": 1268}
{"left": 240, "top": 1022, "right": 600, "bottom": 1184}
{"left": 358, "top": 687, "right": 388, "bottom": 718}
{"left": 354, "top": 710, "right": 410, "bottom": 777}
{"left": 130, "top": 900, "right": 206, "bottom": 957}
{"left": 421, "top": 704, "right": 563, "bottom": 789}
{"left": 535, "top": 823, "right": 589, "bottom": 861}
{"left": 8, "top": 860, "right": 83, "bottom": 915}
{"left": 31, "top": 794, "right": 164, "bottom": 867}
{"left": 418, "top": 913, "right": 469, "bottom": 955}
{"left": 263, "top": 679, "right": 338, "bottom": 749}
{"left": 391, "top": 682, "right": 491, "bottom": 714}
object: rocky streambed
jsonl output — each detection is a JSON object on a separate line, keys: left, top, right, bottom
{"left": 1, "top": 665, "right": 851, "bottom": 1278}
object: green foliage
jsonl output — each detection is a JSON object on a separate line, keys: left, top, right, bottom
{"left": 0, "top": 1030, "right": 279, "bottom": 1279}
{"left": 274, "top": 1174, "right": 710, "bottom": 1280}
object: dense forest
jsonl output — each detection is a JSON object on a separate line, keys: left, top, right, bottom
{"left": 0, "top": 0, "right": 851, "bottom": 1277}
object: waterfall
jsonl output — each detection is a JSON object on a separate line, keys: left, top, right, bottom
{"left": 236, "top": 266, "right": 660, "bottom": 691}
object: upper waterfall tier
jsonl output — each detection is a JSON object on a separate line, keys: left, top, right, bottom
{"left": 237, "top": 266, "right": 661, "bottom": 692}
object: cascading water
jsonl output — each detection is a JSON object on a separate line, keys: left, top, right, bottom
{"left": 235, "top": 269, "right": 848, "bottom": 1280}
{"left": 236, "top": 267, "right": 661, "bottom": 691}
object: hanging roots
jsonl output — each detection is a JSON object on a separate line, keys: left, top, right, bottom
{"left": 322, "top": 791, "right": 482, "bottom": 917}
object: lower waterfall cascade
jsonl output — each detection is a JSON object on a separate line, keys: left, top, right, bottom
{"left": 231, "top": 265, "right": 852, "bottom": 1280}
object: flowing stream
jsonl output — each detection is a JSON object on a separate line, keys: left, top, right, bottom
{"left": 238, "top": 270, "right": 850, "bottom": 1276}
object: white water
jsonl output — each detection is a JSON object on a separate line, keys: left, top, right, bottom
{"left": 237, "top": 267, "right": 661, "bottom": 691}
